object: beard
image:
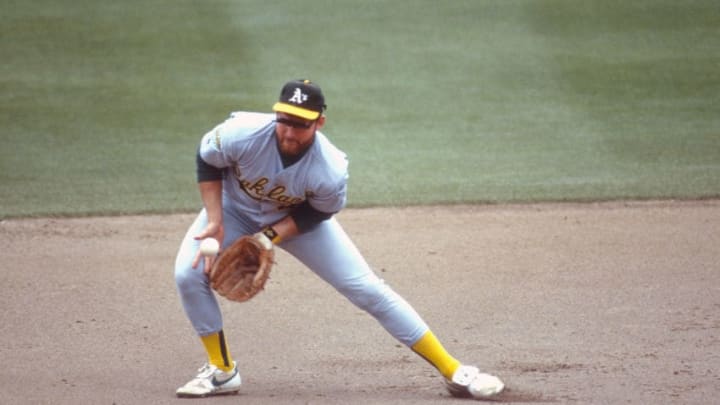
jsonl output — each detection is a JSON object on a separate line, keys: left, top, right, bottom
{"left": 276, "top": 132, "right": 315, "bottom": 161}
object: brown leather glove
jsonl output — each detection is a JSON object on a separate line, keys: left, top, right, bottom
{"left": 208, "top": 234, "right": 274, "bottom": 302}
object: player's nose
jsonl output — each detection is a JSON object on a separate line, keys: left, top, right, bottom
{"left": 282, "top": 127, "right": 302, "bottom": 139}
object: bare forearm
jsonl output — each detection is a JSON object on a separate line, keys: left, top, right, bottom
{"left": 269, "top": 215, "right": 300, "bottom": 241}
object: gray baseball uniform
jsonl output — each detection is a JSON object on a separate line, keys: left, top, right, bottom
{"left": 174, "top": 111, "right": 429, "bottom": 346}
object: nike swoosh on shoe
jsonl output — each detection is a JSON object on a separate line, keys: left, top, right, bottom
{"left": 211, "top": 368, "right": 238, "bottom": 387}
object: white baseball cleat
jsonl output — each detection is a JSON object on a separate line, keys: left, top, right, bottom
{"left": 445, "top": 365, "right": 505, "bottom": 399}
{"left": 176, "top": 362, "right": 242, "bottom": 398}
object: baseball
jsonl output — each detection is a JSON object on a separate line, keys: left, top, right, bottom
{"left": 199, "top": 238, "right": 220, "bottom": 256}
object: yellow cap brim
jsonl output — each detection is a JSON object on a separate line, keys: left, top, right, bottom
{"left": 272, "top": 102, "right": 320, "bottom": 120}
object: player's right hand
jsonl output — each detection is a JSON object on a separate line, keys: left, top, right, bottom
{"left": 192, "top": 223, "right": 224, "bottom": 273}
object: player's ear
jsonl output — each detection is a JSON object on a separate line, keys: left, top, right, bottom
{"left": 315, "top": 115, "right": 326, "bottom": 129}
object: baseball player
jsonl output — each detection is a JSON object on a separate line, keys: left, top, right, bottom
{"left": 173, "top": 79, "right": 504, "bottom": 399}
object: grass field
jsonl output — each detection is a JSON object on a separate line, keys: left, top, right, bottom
{"left": 1, "top": 0, "right": 718, "bottom": 218}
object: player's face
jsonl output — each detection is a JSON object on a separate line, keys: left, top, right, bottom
{"left": 275, "top": 113, "right": 325, "bottom": 157}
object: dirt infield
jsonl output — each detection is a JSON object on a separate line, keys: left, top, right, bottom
{"left": 1, "top": 201, "right": 718, "bottom": 404}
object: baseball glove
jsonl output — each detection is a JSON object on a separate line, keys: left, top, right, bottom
{"left": 208, "top": 234, "right": 274, "bottom": 302}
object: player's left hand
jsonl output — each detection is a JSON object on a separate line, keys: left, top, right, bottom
{"left": 208, "top": 235, "right": 275, "bottom": 302}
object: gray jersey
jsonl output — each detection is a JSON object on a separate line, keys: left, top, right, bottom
{"left": 199, "top": 111, "right": 349, "bottom": 226}
{"left": 178, "top": 111, "right": 429, "bottom": 349}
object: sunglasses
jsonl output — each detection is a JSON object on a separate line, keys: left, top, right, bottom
{"left": 275, "top": 117, "right": 315, "bottom": 129}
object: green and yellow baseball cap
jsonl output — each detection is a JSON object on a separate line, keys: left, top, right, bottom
{"left": 272, "top": 79, "right": 326, "bottom": 120}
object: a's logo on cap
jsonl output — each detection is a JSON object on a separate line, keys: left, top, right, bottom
{"left": 287, "top": 88, "right": 308, "bottom": 105}
{"left": 273, "top": 79, "right": 325, "bottom": 120}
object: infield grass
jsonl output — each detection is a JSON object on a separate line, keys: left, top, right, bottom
{"left": 1, "top": 0, "right": 718, "bottom": 217}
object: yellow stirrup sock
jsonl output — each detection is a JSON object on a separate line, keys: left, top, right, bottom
{"left": 200, "top": 330, "right": 234, "bottom": 372}
{"left": 411, "top": 330, "right": 461, "bottom": 379}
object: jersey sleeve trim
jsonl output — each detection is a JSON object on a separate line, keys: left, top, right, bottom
{"left": 196, "top": 147, "right": 224, "bottom": 182}
{"left": 290, "top": 201, "right": 335, "bottom": 233}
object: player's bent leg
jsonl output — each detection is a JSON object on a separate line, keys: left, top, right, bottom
{"left": 174, "top": 210, "right": 224, "bottom": 336}
{"left": 174, "top": 210, "right": 256, "bottom": 397}
{"left": 280, "top": 218, "right": 505, "bottom": 399}
{"left": 174, "top": 208, "right": 257, "bottom": 335}
{"left": 336, "top": 271, "right": 429, "bottom": 345}
{"left": 339, "top": 276, "right": 504, "bottom": 398}
{"left": 280, "top": 218, "right": 427, "bottom": 346}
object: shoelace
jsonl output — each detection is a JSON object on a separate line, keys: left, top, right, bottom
{"left": 196, "top": 364, "right": 217, "bottom": 378}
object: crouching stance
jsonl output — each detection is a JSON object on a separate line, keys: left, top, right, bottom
{"left": 173, "top": 79, "right": 504, "bottom": 399}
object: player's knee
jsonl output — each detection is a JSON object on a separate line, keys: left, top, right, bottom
{"left": 174, "top": 263, "right": 204, "bottom": 294}
{"left": 174, "top": 267, "right": 191, "bottom": 292}
{"left": 339, "top": 275, "right": 393, "bottom": 313}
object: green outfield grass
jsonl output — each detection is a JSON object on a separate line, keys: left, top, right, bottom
{"left": 1, "top": 0, "right": 718, "bottom": 218}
